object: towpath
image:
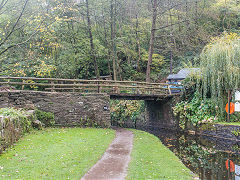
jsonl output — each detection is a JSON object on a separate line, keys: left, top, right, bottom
{"left": 81, "top": 128, "right": 133, "bottom": 180}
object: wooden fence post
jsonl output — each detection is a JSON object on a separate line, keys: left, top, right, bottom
{"left": 168, "top": 85, "right": 172, "bottom": 95}
{"left": 51, "top": 80, "right": 55, "bottom": 92}
{"left": 7, "top": 76, "right": 10, "bottom": 87}
{"left": 97, "top": 81, "right": 100, "bottom": 93}
{"left": 22, "top": 80, "right": 25, "bottom": 90}
{"left": 73, "top": 81, "right": 76, "bottom": 92}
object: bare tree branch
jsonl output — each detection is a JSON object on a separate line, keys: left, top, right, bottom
{"left": 0, "top": 17, "right": 55, "bottom": 56}
{"left": 0, "top": 0, "right": 8, "bottom": 12}
{"left": 0, "top": 0, "right": 29, "bottom": 47}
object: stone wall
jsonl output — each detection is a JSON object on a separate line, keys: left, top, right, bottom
{"left": 0, "top": 111, "right": 35, "bottom": 153}
{"left": 198, "top": 124, "right": 240, "bottom": 141}
{"left": 0, "top": 91, "right": 111, "bottom": 127}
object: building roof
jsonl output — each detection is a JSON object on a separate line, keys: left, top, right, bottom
{"left": 167, "top": 68, "right": 200, "bottom": 80}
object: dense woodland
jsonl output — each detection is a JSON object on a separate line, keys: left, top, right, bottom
{"left": 0, "top": 0, "right": 239, "bottom": 82}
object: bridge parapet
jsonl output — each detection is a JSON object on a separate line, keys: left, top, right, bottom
{"left": 0, "top": 76, "right": 183, "bottom": 99}
{"left": 0, "top": 91, "right": 111, "bottom": 127}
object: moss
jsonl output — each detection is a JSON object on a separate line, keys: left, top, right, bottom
{"left": 0, "top": 108, "right": 34, "bottom": 133}
{"left": 35, "top": 110, "right": 55, "bottom": 127}
{"left": 216, "top": 122, "right": 240, "bottom": 126}
{"left": 0, "top": 108, "right": 36, "bottom": 153}
{"left": 199, "top": 123, "right": 217, "bottom": 131}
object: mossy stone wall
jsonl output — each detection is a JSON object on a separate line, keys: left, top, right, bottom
{"left": 198, "top": 124, "right": 240, "bottom": 141}
{"left": 0, "top": 111, "right": 35, "bottom": 152}
{"left": 0, "top": 91, "right": 111, "bottom": 127}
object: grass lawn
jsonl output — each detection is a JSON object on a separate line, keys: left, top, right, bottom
{"left": 216, "top": 122, "right": 240, "bottom": 126}
{"left": 127, "top": 130, "right": 195, "bottom": 180}
{"left": 0, "top": 128, "right": 115, "bottom": 179}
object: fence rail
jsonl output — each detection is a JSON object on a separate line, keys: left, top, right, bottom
{"left": 0, "top": 76, "right": 183, "bottom": 96}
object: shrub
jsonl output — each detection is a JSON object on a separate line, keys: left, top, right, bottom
{"left": 111, "top": 100, "right": 144, "bottom": 127}
{"left": 0, "top": 108, "right": 35, "bottom": 152}
{"left": 35, "top": 110, "right": 55, "bottom": 127}
{"left": 0, "top": 108, "right": 33, "bottom": 133}
{"left": 173, "top": 93, "right": 219, "bottom": 129}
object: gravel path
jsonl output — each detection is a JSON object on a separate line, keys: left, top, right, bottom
{"left": 81, "top": 128, "right": 134, "bottom": 180}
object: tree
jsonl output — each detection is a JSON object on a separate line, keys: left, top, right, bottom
{"left": 0, "top": 0, "right": 29, "bottom": 55}
{"left": 85, "top": 0, "right": 100, "bottom": 79}
{"left": 146, "top": 0, "right": 158, "bottom": 82}
{"left": 199, "top": 32, "right": 240, "bottom": 114}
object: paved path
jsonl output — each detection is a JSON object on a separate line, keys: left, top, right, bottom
{"left": 81, "top": 128, "right": 134, "bottom": 180}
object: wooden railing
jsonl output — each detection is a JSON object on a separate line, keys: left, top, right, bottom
{"left": 0, "top": 76, "right": 183, "bottom": 96}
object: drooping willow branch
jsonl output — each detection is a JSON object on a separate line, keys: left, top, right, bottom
{"left": 199, "top": 33, "right": 240, "bottom": 115}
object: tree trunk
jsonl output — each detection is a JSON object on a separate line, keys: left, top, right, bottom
{"left": 169, "top": 0, "right": 174, "bottom": 74}
{"left": 146, "top": 0, "right": 158, "bottom": 82}
{"left": 86, "top": 0, "right": 100, "bottom": 79}
{"left": 135, "top": 14, "right": 141, "bottom": 72}
{"left": 102, "top": 7, "right": 112, "bottom": 77}
{"left": 110, "top": 0, "right": 117, "bottom": 81}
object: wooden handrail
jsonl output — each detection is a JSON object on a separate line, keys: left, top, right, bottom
{"left": 0, "top": 76, "right": 171, "bottom": 86}
{"left": 0, "top": 76, "right": 183, "bottom": 96}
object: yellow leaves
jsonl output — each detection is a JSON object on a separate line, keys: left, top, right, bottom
{"left": 55, "top": 17, "right": 63, "bottom": 22}
{"left": 213, "top": 0, "right": 240, "bottom": 12}
{"left": 12, "top": 69, "right": 26, "bottom": 77}
{"left": 205, "top": 32, "right": 238, "bottom": 52}
{"left": 14, "top": 63, "right": 20, "bottom": 67}
{"left": 34, "top": 60, "right": 56, "bottom": 78}
{"left": 39, "top": 28, "right": 45, "bottom": 33}
{"left": 111, "top": 100, "right": 141, "bottom": 118}
{"left": 142, "top": 53, "right": 165, "bottom": 73}
{"left": 210, "top": 32, "right": 239, "bottom": 43}
{"left": 25, "top": 80, "right": 38, "bottom": 89}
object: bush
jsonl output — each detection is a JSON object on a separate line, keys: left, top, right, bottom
{"left": 111, "top": 100, "right": 144, "bottom": 127}
{"left": 0, "top": 108, "right": 33, "bottom": 133}
{"left": 173, "top": 93, "right": 219, "bottom": 129}
{"left": 0, "top": 108, "right": 35, "bottom": 152}
{"left": 35, "top": 110, "right": 55, "bottom": 127}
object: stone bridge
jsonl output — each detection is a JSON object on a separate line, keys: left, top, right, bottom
{"left": 0, "top": 77, "right": 182, "bottom": 129}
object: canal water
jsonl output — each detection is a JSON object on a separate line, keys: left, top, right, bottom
{"left": 150, "top": 129, "right": 240, "bottom": 180}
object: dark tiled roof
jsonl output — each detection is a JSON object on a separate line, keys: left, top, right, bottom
{"left": 167, "top": 68, "right": 200, "bottom": 80}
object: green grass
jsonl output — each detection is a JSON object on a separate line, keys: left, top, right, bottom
{"left": 0, "top": 128, "right": 115, "bottom": 179}
{"left": 216, "top": 122, "right": 240, "bottom": 126}
{"left": 127, "top": 130, "right": 195, "bottom": 180}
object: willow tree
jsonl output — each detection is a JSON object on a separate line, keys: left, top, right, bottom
{"left": 199, "top": 33, "right": 240, "bottom": 114}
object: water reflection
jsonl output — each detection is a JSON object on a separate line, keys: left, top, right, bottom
{"left": 149, "top": 129, "right": 240, "bottom": 180}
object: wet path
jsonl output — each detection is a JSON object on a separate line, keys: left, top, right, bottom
{"left": 81, "top": 129, "right": 133, "bottom": 180}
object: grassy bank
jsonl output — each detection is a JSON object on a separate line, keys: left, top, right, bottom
{"left": 127, "top": 130, "right": 195, "bottom": 180}
{"left": 0, "top": 128, "right": 115, "bottom": 179}
{"left": 216, "top": 122, "right": 240, "bottom": 126}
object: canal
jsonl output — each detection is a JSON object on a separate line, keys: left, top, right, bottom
{"left": 150, "top": 129, "right": 240, "bottom": 180}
